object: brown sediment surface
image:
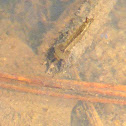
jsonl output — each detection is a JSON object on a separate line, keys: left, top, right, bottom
{"left": 0, "top": 0, "right": 126, "bottom": 125}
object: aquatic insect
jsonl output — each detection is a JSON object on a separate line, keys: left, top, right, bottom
{"left": 47, "top": 17, "right": 94, "bottom": 72}
{"left": 54, "top": 17, "right": 94, "bottom": 61}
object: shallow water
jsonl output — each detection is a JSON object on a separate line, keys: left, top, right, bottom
{"left": 0, "top": 0, "right": 126, "bottom": 125}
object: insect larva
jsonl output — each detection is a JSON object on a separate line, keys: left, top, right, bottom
{"left": 54, "top": 18, "right": 94, "bottom": 61}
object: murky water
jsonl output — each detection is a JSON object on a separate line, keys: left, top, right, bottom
{"left": 0, "top": 0, "right": 126, "bottom": 125}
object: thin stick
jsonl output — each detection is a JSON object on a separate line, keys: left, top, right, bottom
{"left": 0, "top": 83, "right": 126, "bottom": 105}
{"left": 0, "top": 73, "right": 126, "bottom": 98}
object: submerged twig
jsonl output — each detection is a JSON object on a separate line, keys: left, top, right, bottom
{"left": 0, "top": 73, "right": 126, "bottom": 105}
{"left": 0, "top": 73, "right": 126, "bottom": 98}
{"left": 0, "top": 82, "right": 126, "bottom": 105}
